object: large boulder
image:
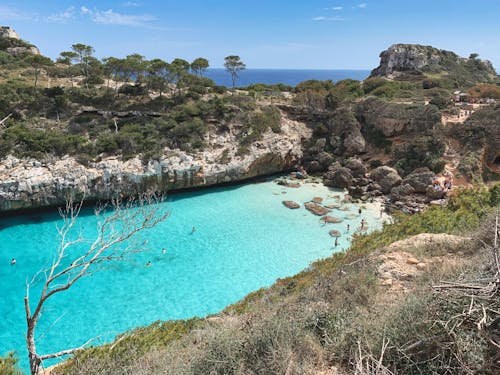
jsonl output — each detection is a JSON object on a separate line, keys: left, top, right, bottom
{"left": 426, "top": 185, "right": 446, "bottom": 199}
{"left": 304, "top": 202, "right": 331, "bottom": 216}
{"left": 391, "top": 183, "right": 415, "bottom": 196}
{"left": 370, "top": 166, "right": 402, "bottom": 194}
{"left": 403, "top": 167, "right": 435, "bottom": 193}
{"left": 323, "top": 163, "right": 353, "bottom": 189}
{"left": 345, "top": 158, "right": 367, "bottom": 178}
{"left": 343, "top": 129, "right": 366, "bottom": 156}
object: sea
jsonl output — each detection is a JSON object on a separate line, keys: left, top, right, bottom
{"left": 0, "top": 177, "right": 385, "bottom": 370}
{"left": 204, "top": 69, "right": 370, "bottom": 87}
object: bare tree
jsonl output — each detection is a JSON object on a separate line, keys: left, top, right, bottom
{"left": 24, "top": 195, "right": 168, "bottom": 375}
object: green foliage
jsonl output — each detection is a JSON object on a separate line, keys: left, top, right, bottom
{"left": 363, "top": 78, "right": 421, "bottom": 99}
{"left": 294, "top": 79, "right": 364, "bottom": 111}
{"left": 0, "top": 352, "right": 21, "bottom": 375}
{"left": 240, "top": 106, "right": 281, "bottom": 145}
{"left": 393, "top": 135, "right": 446, "bottom": 176}
{"left": 0, "top": 125, "right": 86, "bottom": 158}
{"left": 54, "top": 319, "right": 199, "bottom": 374}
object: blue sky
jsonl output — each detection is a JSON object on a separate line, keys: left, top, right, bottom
{"left": 1, "top": 0, "right": 499, "bottom": 69}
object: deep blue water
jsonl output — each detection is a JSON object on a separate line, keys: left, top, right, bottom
{"left": 204, "top": 69, "right": 370, "bottom": 87}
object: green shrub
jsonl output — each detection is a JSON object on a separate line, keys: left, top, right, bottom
{"left": 0, "top": 353, "right": 21, "bottom": 375}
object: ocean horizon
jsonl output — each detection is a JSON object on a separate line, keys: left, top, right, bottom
{"left": 204, "top": 68, "right": 371, "bottom": 87}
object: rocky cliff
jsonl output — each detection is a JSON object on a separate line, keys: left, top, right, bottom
{"left": 0, "top": 26, "right": 40, "bottom": 56}
{"left": 0, "top": 115, "right": 309, "bottom": 212}
{"left": 370, "top": 44, "right": 496, "bottom": 83}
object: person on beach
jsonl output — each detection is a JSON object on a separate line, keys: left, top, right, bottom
{"left": 358, "top": 208, "right": 362, "bottom": 215}
{"left": 334, "top": 238, "right": 339, "bottom": 247}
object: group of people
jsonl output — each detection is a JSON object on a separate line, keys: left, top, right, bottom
{"left": 432, "top": 176, "right": 453, "bottom": 192}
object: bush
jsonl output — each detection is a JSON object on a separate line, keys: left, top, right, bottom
{"left": 393, "top": 135, "right": 446, "bottom": 176}
{"left": 0, "top": 353, "right": 21, "bottom": 375}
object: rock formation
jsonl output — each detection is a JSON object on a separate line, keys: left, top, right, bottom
{"left": 0, "top": 117, "right": 308, "bottom": 212}
{"left": 370, "top": 44, "right": 496, "bottom": 82}
{"left": 0, "top": 25, "right": 40, "bottom": 55}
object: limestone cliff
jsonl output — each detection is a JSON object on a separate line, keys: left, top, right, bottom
{"left": 0, "top": 25, "right": 40, "bottom": 56}
{"left": 0, "top": 114, "right": 309, "bottom": 212}
{"left": 370, "top": 44, "right": 496, "bottom": 83}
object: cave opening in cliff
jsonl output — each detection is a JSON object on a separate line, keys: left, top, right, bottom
{"left": 494, "top": 155, "right": 500, "bottom": 166}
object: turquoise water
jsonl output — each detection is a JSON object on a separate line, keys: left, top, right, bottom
{"left": 0, "top": 178, "right": 383, "bottom": 370}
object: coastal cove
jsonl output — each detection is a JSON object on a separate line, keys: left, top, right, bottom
{"left": 0, "top": 177, "right": 385, "bottom": 370}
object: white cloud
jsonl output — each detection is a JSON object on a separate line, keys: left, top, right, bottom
{"left": 79, "top": 7, "right": 156, "bottom": 27}
{"left": 122, "top": 1, "right": 142, "bottom": 7}
{"left": 312, "top": 16, "right": 345, "bottom": 21}
{"left": 358, "top": 3, "right": 368, "bottom": 8}
{"left": 0, "top": 5, "right": 38, "bottom": 21}
{"left": 80, "top": 6, "right": 91, "bottom": 15}
{"left": 46, "top": 6, "right": 76, "bottom": 23}
{"left": 333, "top": 6, "right": 344, "bottom": 10}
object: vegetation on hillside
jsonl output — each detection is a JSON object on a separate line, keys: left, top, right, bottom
{"left": 29, "top": 185, "right": 496, "bottom": 375}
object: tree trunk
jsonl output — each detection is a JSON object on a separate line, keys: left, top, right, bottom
{"left": 25, "top": 297, "right": 41, "bottom": 375}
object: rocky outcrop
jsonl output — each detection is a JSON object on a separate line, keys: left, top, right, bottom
{"left": 328, "top": 108, "right": 366, "bottom": 156}
{"left": 370, "top": 166, "right": 402, "bottom": 194}
{"left": 0, "top": 26, "right": 20, "bottom": 39}
{"left": 301, "top": 138, "right": 333, "bottom": 173}
{"left": 0, "top": 115, "right": 309, "bottom": 212}
{"left": 0, "top": 26, "right": 40, "bottom": 55}
{"left": 323, "top": 163, "right": 353, "bottom": 189}
{"left": 402, "top": 168, "right": 435, "bottom": 193}
{"left": 370, "top": 44, "right": 496, "bottom": 82}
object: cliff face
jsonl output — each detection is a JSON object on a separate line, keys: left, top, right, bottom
{"left": 0, "top": 115, "right": 309, "bottom": 212}
{"left": 370, "top": 44, "right": 496, "bottom": 82}
{"left": 0, "top": 25, "right": 40, "bottom": 56}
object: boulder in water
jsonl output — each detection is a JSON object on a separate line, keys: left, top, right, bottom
{"left": 282, "top": 200, "right": 300, "bottom": 209}
{"left": 321, "top": 215, "right": 343, "bottom": 223}
{"left": 329, "top": 230, "right": 342, "bottom": 237}
{"left": 305, "top": 202, "right": 331, "bottom": 216}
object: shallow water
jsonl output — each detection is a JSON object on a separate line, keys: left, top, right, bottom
{"left": 0, "top": 177, "right": 384, "bottom": 369}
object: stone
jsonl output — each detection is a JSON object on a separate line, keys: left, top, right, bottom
{"left": 403, "top": 167, "right": 435, "bottom": 193}
{"left": 391, "top": 183, "right": 415, "bottom": 196}
{"left": 321, "top": 215, "right": 343, "bottom": 223}
{"left": 312, "top": 197, "right": 323, "bottom": 203}
{"left": 370, "top": 166, "right": 402, "bottom": 194}
{"left": 329, "top": 230, "right": 342, "bottom": 237}
{"left": 426, "top": 185, "right": 446, "bottom": 199}
{"left": 416, "top": 263, "right": 427, "bottom": 270}
{"left": 343, "top": 130, "right": 366, "bottom": 156}
{"left": 323, "top": 165, "right": 353, "bottom": 189}
{"left": 282, "top": 200, "right": 300, "bottom": 209}
{"left": 381, "top": 278, "right": 393, "bottom": 286}
{"left": 324, "top": 204, "right": 340, "bottom": 209}
{"left": 304, "top": 202, "right": 331, "bottom": 216}
{"left": 406, "top": 257, "right": 419, "bottom": 265}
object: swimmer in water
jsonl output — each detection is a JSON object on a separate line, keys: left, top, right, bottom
{"left": 11, "top": 258, "right": 16, "bottom": 265}
{"left": 191, "top": 226, "right": 196, "bottom": 233}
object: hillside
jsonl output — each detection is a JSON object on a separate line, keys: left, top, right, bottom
{"left": 44, "top": 186, "right": 499, "bottom": 374}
